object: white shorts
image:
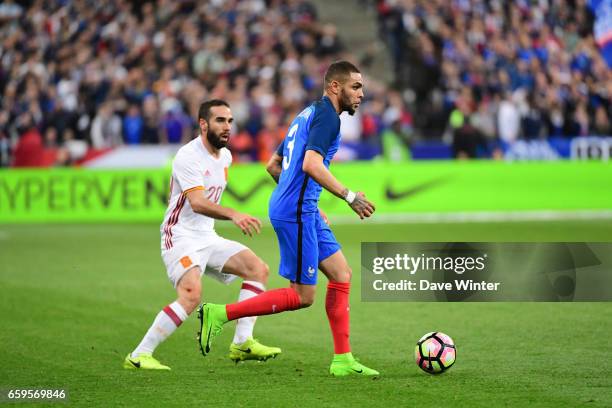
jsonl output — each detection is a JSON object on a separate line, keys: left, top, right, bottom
{"left": 161, "top": 233, "right": 248, "bottom": 288}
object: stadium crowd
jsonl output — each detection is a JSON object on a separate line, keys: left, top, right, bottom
{"left": 2, "top": 0, "right": 610, "bottom": 166}
{"left": 377, "top": 0, "right": 611, "bottom": 157}
{"left": 0, "top": 0, "right": 412, "bottom": 167}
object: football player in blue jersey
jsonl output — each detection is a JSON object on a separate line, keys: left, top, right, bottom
{"left": 197, "top": 61, "right": 379, "bottom": 377}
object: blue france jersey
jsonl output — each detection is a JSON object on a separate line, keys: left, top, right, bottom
{"left": 269, "top": 96, "right": 340, "bottom": 222}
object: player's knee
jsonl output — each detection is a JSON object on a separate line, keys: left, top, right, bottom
{"left": 248, "top": 259, "right": 269, "bottom": 284}
{"left": 331, "top": 266, "right": 352, "bottom": 283}
{"left": 180, "top": 285, "right": 201, "bottom": 314}
{"left": 298, "top": 293, "right": 315, "bottom": 307}
{"left": 343, "top": 266, "right": 352, "bottom": 282}
{"left": 259, "top": 261, "right": 270, "bottom": 282}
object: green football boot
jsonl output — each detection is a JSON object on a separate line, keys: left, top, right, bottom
{"left": 229, "top": 337, "right": 282, "bottom": 362}
{"left": 123, "top": 353, "right": 171, "bottom": 370}
{"left": 329, "top": 353, "right": 379, "bottom": 377}
{"left": 196, "top": 303, "right": 228, "bottom": 356}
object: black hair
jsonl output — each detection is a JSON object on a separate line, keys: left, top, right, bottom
{"left": 198, "top": 99, "right": 230, "bottom": 121}
{"left": 324, "top": 61, "right": 361, "bottom": 87}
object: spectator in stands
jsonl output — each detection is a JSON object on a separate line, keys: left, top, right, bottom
{"left": 228, "top": 127, "right": 256, "bottom": 163}
{"left": 497, "top": 92, "right": 521, "bottom": 144}
{"left": 123, "top": 105, "right": 144, "bottom": 145}
{"left": 0, "top": 111, "right": 10, "bottom": 167}
{"left": 160, "top": 103, "right": 192, "bottom": 145}
{"left": 141, "top": 95, "right": 162, "bottom": 144}
{"left": 471, "top": 99, "right": 497, "bottom": 141}
{"left": 593, "top": 106, "right": 611, "bottom": 136}
{"left": 0, "top": 0, "right": 22, "bottom": 22}
{"left": 3, "top": 0, "right": 390, "bottom": 166}
{"left": 256, "top": 112, "right": 286, "bottom": 163}
{"left": 449, "top": 97, "right": 488, "bottom": 159}
{"left": 567, "top": 102, "right": 591, "bottom": 137}
{"left": 12, "top": 113, "right": 44, "bottom": 167}
{"left": 376, "top": 0, "right": 611, "bottom": 148}
{"left": 381, "top": 119, "right": 412, "bottom": 161}
{"left": 91, "top": 103, "right": 122, "bottom": 149}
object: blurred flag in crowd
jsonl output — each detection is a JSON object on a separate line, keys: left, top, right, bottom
{"left": 591, "top": 0, "right": 612, "bottom": 67}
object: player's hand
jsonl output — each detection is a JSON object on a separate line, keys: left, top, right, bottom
{"left": 231, "top": 213, "right": 262, "bottom": 236}
{"left": 349, "top": 192, "right": 375, "bottom": 219}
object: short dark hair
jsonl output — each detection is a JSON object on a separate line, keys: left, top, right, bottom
{"left": 198, "top": 99, "right": 230, "bottom": 121}
{"left": 324, "top": 61, "right": 360, "bottom": 87}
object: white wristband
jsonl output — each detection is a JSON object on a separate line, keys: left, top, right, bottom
{"left": 345, "top": 190, "right": 356, "bottom": 204}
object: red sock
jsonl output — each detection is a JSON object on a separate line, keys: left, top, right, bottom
{"left": 326, "top": 281, "right": 351, "bottom": 354}
{"left": 226, "top": 287, "right": 301, "bottom": 321}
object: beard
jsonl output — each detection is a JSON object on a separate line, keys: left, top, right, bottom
{"left": 207, "top": 128, "right": 228, "bottom": 149}
{"left": 340, "top": 90, "right": 356, "bottom": 116}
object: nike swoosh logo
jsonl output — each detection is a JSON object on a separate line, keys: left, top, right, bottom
{"left": 225, "top": 179, "right": 274, "bottom": 203}
{"left": 129, "top": 359, "right": 141, "bottom": 368}
{"left": 206, "top": 328, "right": 212, "bottom": 353}
{"left": 237, "top": 348, "right": 252, "bottom": 353}
{"left": 352, "top": 368, "right": 363, "bottom": 373}
{"left": 385, "top": 177, "right": 448, "bottom": 201}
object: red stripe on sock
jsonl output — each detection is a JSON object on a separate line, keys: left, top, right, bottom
{"left": 163, "top": 305, "right": 183, "bottom": 327}
{"left": 241, "top": 282, "right": 264, "bottom": 295}
{"left": 226, "top": 287, "right": 301, "bottom": 321}
{"left": 326, "top": 282, "right": 351, "bottom": 354}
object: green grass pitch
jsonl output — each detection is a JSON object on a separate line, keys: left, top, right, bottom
{"left": 1, "top": 220, "right": 611, "bottom": 407}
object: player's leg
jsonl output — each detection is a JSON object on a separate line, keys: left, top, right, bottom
{"left": 319, "top": 251, "right": 378, "bottom": 377}
{"left": 197, "top": 218, "right": 316, "bottom": 356}
{"left": 125, "top": 267, "right": 200, "bottom": 370}
{"left": 221, "top": 248, "right": 269, "bottom": 346}
{"left": 221, "top": 217, "right": 318, "bottom": 319}
{"left": 126, "top": 248, "right": 206, "bottom": 370}
{"left": 317, "top": 217, "right": 379, "bottom": 377}
{"left": 319, "top": 250, "right": 351, "bottom": 353}
{"left": 212, "top": 246, "right": 282, "bottom": 361}
{"left": 289, "top": 282, "right": 317, "bottom": 306}
{"left": 197, "top": 277, "right": 306, "bottom": 357}
{"left": 176, "top": 266, "right": 204, "bottom": 314}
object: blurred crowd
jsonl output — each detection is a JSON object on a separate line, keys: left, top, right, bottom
{"left": 377, "top": 0, "right": 612, "bottom": 158}
{"left": 1, "top": 0, "right": 413, "bottom": 167}
{"left": 4, "top": 0, "right": 609, "bottom": 167}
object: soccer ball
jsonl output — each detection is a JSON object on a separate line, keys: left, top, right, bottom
{"left": 415, "top": 332, "right": 456, "bottom": 374}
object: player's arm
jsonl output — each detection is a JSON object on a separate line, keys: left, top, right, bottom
{"left": 270, "top": 139, "right": 330, "bottom": 223}
{"left": 302, "top": 107, "right": 374, "bottom": 219}
{"left": 266, "top": 152, "right": 283, "bottom": 183}
{"left": 302, "top": 151, "right": 374, "bottom": 219}
{"left": 185, "top": 190, "right": 261, "bottom": 236}
{"left": 173, "top": 152, "right": 261, "bottom": 236}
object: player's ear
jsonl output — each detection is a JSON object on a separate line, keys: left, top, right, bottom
{"left": 329, "top": 79, "right": 341, "bottom": 96}
{"left": 199, "top": 118, "right": 207, "bottom": 133}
